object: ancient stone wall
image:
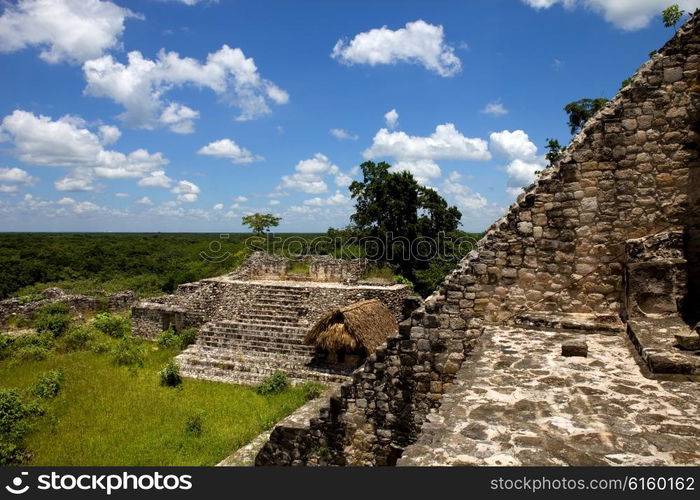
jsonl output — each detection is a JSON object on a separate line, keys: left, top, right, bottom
{"left": 229, "top": 251, "right": 368, "bottom": 283}
{"left": 256, "top": 13, "right": 700, "bottom": 466}
{"left": 308, "top": 256, "right": 368, "bottom": 283}
{"left": 0, "top": 288, "right": 137, "bottom": 327}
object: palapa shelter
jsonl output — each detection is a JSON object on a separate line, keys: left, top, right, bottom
{"left": 304, "top": 299, "right": 398, "bottom": 367}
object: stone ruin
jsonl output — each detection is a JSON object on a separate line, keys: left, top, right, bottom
{"left": 131, "top": 252, "right": 415, "bottom": 385}
{"left": 252, "top": 13, "right": 700, "bottom": 466}
{"left": 0, "top": 287, "right": 137, "bottom": 327}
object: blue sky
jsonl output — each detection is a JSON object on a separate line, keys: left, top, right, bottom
{"left": 0, "top": 0, "right": 697, "bottom": 232}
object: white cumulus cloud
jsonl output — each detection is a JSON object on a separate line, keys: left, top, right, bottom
{"left": 330, "top": 128, "right": 358, "bottom": 141}
{"left": 279, "top": 153, "right": 351, "bottom": 194}
{"left": 364, "top": 123, "right": 491, "bottom": 163}
{"left": 442, "top": 171, "right": 488, "bottom": 211}
{"left": 384, "top": 108, "right": 399, "bottom": 129}
{"left": 481, "top": 101, "right": 509, "bottom": 117}
{"left": 489, "top": 130, "right": 538, "bottom": 160}
{"left": 82, "top": 44, "right": 289, "bottom": 132}
{"left": 0, "top": 110, "right": 170, "bottom": 192}
{"left": 0, "top": 0, "right": 138, "bottom": 64}
{"left": 489, "top": 129, "right": 545, "bottom": 195}
{"left": 138, "top": 170, "right": 173, "bottom": 189}
{"left": 0, "top": 167, "right": 36, "bottom": 185}
{"left": 198, "top": 138, "right": 262, "bottom": 163}
{"left": 331, "top": 20, "right": 462, "bottom": 77}
{"left": 171, "top": 180, "right": 200, "bottom": 203}
{"left": 364, "top": 123, "right": 491, "bottom": 185}
{"left": 522, "top": 0, "right": 700, "bottom": 31}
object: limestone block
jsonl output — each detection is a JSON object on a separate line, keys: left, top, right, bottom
{"left": 562, "top": 340, "right": 588, "bottom": 357}
{"left": 674, "top": 333, "right": 700, "bottom": 350}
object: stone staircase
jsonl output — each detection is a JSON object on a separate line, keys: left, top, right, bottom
{"left": 176, "top": 284, "right": 351, "bottom": 385}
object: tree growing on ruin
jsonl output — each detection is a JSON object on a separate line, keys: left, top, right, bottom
{"left": 663, "top": 4, "right": 685, "bottom": 29}
{"left": 564, "top": 98, "right": 609, "bottom": 135}
{"left": 242, "top": 213, "right": 281, "bottom": 234}
{"left": 545, "top": 138, "right": 563, "bottom": 165}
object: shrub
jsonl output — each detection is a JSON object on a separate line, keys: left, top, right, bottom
{"left": 93, "top": 313, "right": 130, "bottom": 338}
{"left": 0, "top": 390, "right": 28, "bottom": 441}
{"left": 300, "top": 381, "right": 324, "bottom": 401}
{"left": 34, "top": 311, "right": 71, "bottom": 338}
{"left": 255, "top": 372, "right": 289, "bottom": 395}
{"left": 0, "top": 335, "right": 11, "bottom": 360}
{"left": 37, "top": 303, "right": 70, "bottom": 316}
{"left": 0, "top": 389, "right": 29, "bottom": 466}
{"left": 184, "top": 411, "right": 203, "bottom": 437}
{"left": 6, "top": 315, "right": 31, "bottom": 330}
{"left": 90, "top": 341, "right": 111, "bottom": 354}
{"left": 159, "top": 361, "right": 182, "bottom": 387}
{"left": 13, "top": 345, "right": 50, "bottom": 362}
{"left": 179, "top": 328, "right": 197, "bottom": 350}
{"left": 29, "top": 370, "right": 63, "bottom": 399}
{"left": 11, "top": 332, "right": 54, "bottom": 352}
{"left": 157, "top": 327, "right": 179, "bottom": 349}
{"left": 395, "top": 275, "right": 414, "bottom": 288}
{"left": 61, "top": 324, "right": 96, "bottom": 352}
{"left": 112, "top": 337, "right": 145, "bottom": 367}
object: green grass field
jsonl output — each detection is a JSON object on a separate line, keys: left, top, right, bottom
{"left": 0, "top": 345, "right": 309, "bottom": 466}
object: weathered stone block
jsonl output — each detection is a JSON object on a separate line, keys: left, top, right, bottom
{"left": 561, "top": 340, "right": 588, "bottom": 357}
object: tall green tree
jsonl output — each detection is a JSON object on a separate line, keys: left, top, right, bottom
{"left": 347, "top": 161, "right": 463, "bottom": 294}
{"left": 663, "top": 4, "right": 685, "bottom": 29}
{"left": 564, "top": 98, "right": 609, "bottom": 135}
{"left": 242, "top": 213, "right": 281, "bottom": 234}
{"left": 349, "top": 161, "right": 461, "bottom": 241}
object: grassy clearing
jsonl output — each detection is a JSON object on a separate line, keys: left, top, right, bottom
{"left": 0, "top": 340, "right": 309, "bottom": 466}
{"left": 287, "top": 260, "right": 310, "bottom": 275}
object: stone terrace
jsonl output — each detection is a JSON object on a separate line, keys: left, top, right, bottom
{"left": 399, "top": 326, "right": 700, "bottom": 466}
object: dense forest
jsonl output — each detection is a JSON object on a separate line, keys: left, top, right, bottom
{"left": 0, "top": 233, "right": 260, "bottom": 300}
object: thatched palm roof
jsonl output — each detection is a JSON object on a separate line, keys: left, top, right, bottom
{"left": 304, "top": 299, "right": 398, "bottom": 353}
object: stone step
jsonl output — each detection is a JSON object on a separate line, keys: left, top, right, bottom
{"left": 514, "top": 312, "right": 625, "bottom": 333}
{"left": 242, "top": 303, "right": 307, "bottom": 312}
{"left": 198, "top": 338, "right": 315, "bottom": 356}
{"left": 252, "top": 296, "right": 309, "bottom": 303}
{"left": 199, "top": 329, "right": 307, "bottom": 344}
{"left": 254, "top": 293, "right": 308, "bottom": 300}
{"left": 254, "top": 288, "right": 311, "bottom": 296}
{"left": 236, "top": 313, "right": 301, "bottom": 324}
{"left": 209, "top": 320, "right": 304, "bottom": 333}
{"left": 198, "top": 333, "right": 311, "bottom": 352}
{"left": 182, "top": 344, "right": 314, "bottom": 363}
{"left": 178, "top": 358, "right": 351, "bottom": 386}
{"left": 198, "top": 340, "right": 314, "bottom": 356}
{"left": 178, "top": 345, "right": 313, "bottom": 366}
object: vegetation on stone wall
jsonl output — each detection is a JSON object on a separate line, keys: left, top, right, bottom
{"left": 564, "top": 98, "right": 609, "bottom": 134}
